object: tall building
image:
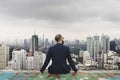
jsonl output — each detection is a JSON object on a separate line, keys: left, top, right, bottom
{"left": 39, "top": 37, "right": 42, "bottom": 47}
{"left": 87, "top": 36, "right": 93, "bottom": 58}
{"left": 0, "top": 44, "right": 9, "bottom": 69}
{"left": 24, "top": 39, "right": 29, "bottom": 49}
{"left": 32, "top": 34, "right": 39, "bottom": 56}
{"left": 93, "top": 35, "right": 100, "bottom": 61}
{"left": 100, "top": 35, "right": 110, "bottom": 68}
{"left": 42, "top": 34, "right": 45, "bottom": 48}
{"left": 110, "top": 40, "right": 116, "bottom": 52}
{"left": 45, "top": 38, "right": 50, "bottom": 48}
{"left": 11, "top": 49, "right": 27, "bottom": 70}
{"left": 33, "top": 51, "right": 45, "bottom": 70}
{"left": 106, "top": 36, "right": 110, "bottom": 51}
{"left": 101, "top": 35, "right": 110, "bottom": 54}
{"left": 86, "top": 34, "right": 110, "bottom": 67}
{"left": 26, "top": 56, "right": 34, "bottom": 70}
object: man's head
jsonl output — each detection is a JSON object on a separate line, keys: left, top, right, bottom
{"left": 55, "top": 34, "right": 64, "bottom": 44}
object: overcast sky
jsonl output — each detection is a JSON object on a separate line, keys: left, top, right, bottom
{"left": 0, "top": 0, "right": 120, "bottom": 41}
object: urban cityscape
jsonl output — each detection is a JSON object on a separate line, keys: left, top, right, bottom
{"left": 1, "top": 0, "right": 120, "bottom": 80}
{"left": 0, "top": 32, "right": 120, "bottom": 71}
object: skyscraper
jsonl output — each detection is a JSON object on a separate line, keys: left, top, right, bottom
{"left": 45, "top": 38, "right": 50, "bottom": 48}
{"left": 0, "top": 44, "right": 9, "bottom": 69}
{"left": 110, "top": 40, "right": 116, "bottom": 52}
{"left": 42, "top": 34, "right": 45, "bottom": 48}
{"left": 12, "top": 49, "right": 27, "bottom": 70}
{"left": 32, "top": 34, "right": 39, "bottom": 56}
{"left": 101, "top": 35, "right": 110, "bottom": 54}
{"left": 33, "top": 51, "right": 45, "bottom": 70}
{"left": 26, "top": 56, "right": 34, "bottom": 70}
{"left": 93, "top": 35, "right": 100, "bottom": 61}
{"left": 87, "top": 36, "right": 93, "bottom": 58}
{"left": 106, "top": 36, "right": 110, "bottom": 51}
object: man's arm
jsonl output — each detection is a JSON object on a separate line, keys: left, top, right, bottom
{"left": 40, "top": 48, "right": 51, "bottom": 73}
{"left": 67, "top": 47, "right": 78, "bottom": 73}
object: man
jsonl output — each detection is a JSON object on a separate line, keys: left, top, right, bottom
{"left": 40, "top": 34, "right": 78, "bottom": 74}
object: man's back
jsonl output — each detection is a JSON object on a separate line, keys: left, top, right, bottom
{"left": 40, "top": 43, "right": 77, "bottom": 74}
{"left": 50, "top": 44, "right": 68, "bottom": 65}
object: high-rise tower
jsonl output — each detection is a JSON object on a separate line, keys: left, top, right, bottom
{"left": 32, "top": 27, "right": 39, "bottom": 56}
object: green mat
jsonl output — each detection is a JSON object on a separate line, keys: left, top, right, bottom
{"left": 0, "top": 71, "right": 120, "bottom": 80}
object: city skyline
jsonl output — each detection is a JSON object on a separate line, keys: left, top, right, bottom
{"left": 0, "top": 33, "right": 120, "bottom": 45}
{"left": 0, "top": 0, "right": 120, "bottom": 41}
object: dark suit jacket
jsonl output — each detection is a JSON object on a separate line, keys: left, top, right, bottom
{"left": 40, "top": 43, "right": 78, "bottom": 74}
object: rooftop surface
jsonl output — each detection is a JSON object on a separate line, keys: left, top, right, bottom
{"left": 0, "top": 70, "right": 120, "bottom": 80}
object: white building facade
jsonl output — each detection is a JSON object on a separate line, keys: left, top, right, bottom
{"left": 26, "top": 57, "right": 34, "bottom": 70}
{"left": 93, "top": 35, "right": 100, "bottom": 62}
{"left": 33, "top": 51, "right": 45, "bottom": 70}
{"left": 79, "top": 51, "right": 91, "bottom": 66}
{"left": 0, "top": 44, "right": 9, "bottom": 69}
{"left": 101, "top": 35, "right": 110, "bottom": 54}
{"left": 87, "top": 36, "right": 93, "bottom": 59}
{"left": 9, "top": 49, "right": 27, "bottom": 70}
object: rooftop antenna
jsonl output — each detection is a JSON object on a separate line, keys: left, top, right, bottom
{"left": 34, "top": 25, "right": 36, "bottom": 35}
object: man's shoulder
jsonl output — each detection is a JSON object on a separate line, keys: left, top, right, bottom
{"left": 49, "top": 45, "right": 56, "bottom": 49}
{"left": 49, "top": 46, "right": 54, "bottom": 49}
{"left": 50, "top": 44, "right": 69, "bottom": 49}
{"left": 62, "top": 45, "right": 69, "bottom": 49}
{"left": 59, "top": 44, "right": 69, "bottom": 50}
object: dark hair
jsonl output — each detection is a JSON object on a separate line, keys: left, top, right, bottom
{"left": 55, "top": 34, "right": 62, "bottom": 42}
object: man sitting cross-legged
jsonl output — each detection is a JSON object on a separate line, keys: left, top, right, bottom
{"left": 35, "top": 34, "right": 79, "bottom": 78}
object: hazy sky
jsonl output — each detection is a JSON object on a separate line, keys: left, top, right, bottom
{"left": 0, "top": 0, "right": 120, "bottom": 41}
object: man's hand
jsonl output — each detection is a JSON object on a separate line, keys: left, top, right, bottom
{"left": 72, "top": 70, "right": 83, "bottom": 77}
{"left": 34, "top": 70, "right": 40, "bottom": 76}
{"left": 77, "top": 70, "right": 83, "bottom": 74}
